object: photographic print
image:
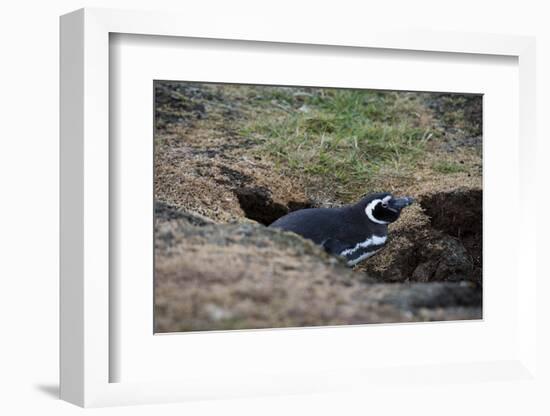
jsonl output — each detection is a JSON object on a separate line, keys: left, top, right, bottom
{"left": 154, "top": 81, "right": 482, "bottom": 333}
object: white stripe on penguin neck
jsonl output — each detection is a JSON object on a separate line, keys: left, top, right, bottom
{"left": 340, "top": 234, "right": 387, "bottom": 256}
{"left": 365, "top": 195, "right": 392, "bottom": 225}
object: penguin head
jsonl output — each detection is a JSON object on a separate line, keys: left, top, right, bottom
{"left": 358, "top": 192, "right": 414, "bottom": 225}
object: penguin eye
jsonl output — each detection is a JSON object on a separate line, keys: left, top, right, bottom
{"left": 381, "top": 202, "right": 388, "bottom": 208}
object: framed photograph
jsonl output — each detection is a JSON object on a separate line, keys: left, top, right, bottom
{"left": 60, "top": 8, "right": 538, "bottom": 408}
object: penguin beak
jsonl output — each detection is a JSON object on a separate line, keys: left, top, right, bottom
{"left": 389, "top": 196, "right": 414, "bottom": 210}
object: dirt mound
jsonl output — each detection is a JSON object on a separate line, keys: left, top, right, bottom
{"left": 359, "top": 188, "right": 482, "bottom": 284}
{"left": 154, "top": 210, "right": 481, "bottom": 332}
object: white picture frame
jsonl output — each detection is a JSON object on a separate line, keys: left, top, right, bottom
{"left": 60, "top": 7, "right": 538, "bottom": 408}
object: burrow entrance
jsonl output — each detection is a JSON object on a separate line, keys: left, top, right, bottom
{"left": 234, "top": 186, "right": 312, "bottom": 225}
{"left": 420, "top": 188, "right": 482, "bottom": 276}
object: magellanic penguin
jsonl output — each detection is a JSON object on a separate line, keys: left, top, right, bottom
{"left": 269, "top": 193, "right": 414, "bottom": 266}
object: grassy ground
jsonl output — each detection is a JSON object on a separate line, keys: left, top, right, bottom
{"left": 242, "top": 88, "right": 437, "bottom": 199}
{"left": 253, "top": 87, "right": 481, "bottom": 201}
{"left": 155, "top": 82, "right": 481, "bottom": 207}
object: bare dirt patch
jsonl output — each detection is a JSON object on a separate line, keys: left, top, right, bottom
{"left": 155, "top": 212, "right": 481, "bottom": 332}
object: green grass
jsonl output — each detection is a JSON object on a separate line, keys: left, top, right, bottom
{"left": 242, "top": 88, "right": 438, "bottom": 198}
{"left": 432, "top": 160, "right": 467, "bottom": 174}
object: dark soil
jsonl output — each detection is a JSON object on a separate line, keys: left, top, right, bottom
{"left": 234, "top": 186, "right": 313, "bottom": 225}
{"left": 421, "top": 189, "right": 482, "bottom": 277}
